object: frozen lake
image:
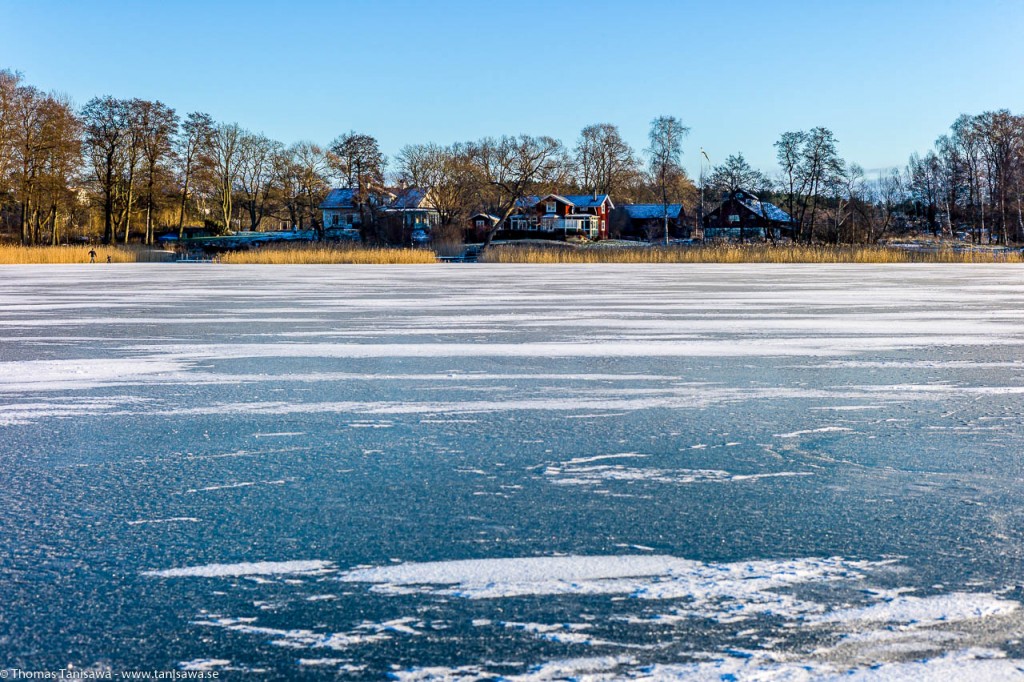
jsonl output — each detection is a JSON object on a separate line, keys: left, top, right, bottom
{"left": 3, "top": 263, "right": 1024, "bottom": 680}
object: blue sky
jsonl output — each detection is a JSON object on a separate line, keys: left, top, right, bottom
{"left": 2, "top": 0, "right": 1022, "bottom": 178}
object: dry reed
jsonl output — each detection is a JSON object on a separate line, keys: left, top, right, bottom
{"left": 479, "top": 243, "right": 1024, "bottom": 264}
{"left": 0, "top": 244, "right": 151, "bottom": 264}
{"left": 217, "top": 244, "right": 437, "bottom": 264}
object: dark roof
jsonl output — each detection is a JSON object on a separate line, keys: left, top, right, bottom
{"left": 711, "top": 190, "right": 796, "bottom": 225}
{"left": 538, "top": 193, "right": 614, "bottom": 210}
{"left": 620, "top": 203, "right": 683, "bottom": 220}
{"left": 319, "top": 188, "right": 357, "bottom": 210}
{"left": 736, "top": 196, "right": 794, "bottom": 224}
{"left": 390, "top": 187, "right": 431, "bottom": 210}
{"left": 562, "top": 194, "right": 613, "bottom": 209}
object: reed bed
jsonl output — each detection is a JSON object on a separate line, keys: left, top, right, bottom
{"left": 0, "top": 244, "right": 150, "bottom": 264}
{"left": 217, "top": 244, "right": 437, "bottom": 265}
{"left": 480, "top": 243, "right": 1024, "bottom": 264}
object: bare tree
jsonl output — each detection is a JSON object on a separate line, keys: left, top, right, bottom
{"left": 907, "top": 151, "right": 943, "bottom": 236}
{"left": 329, "top": 132, "right": 386, "bottom": 240}
{"left": 0, "top": 70, "right": 22, "bottom": 209}
{"left": 645, "top": 115, "right": 690, "bottom": 244}
{"left": 81, "top": 96, "right": 128, "bottom": 244}
{"left": 175, "top": 112, "right": 214, "bottom": 238}
{"left": 774, "top": 128, "right": 840, "bottom": 242}
{"left": 573, "top": 123, "right": 641, "bottom": 196}
{"left": 237, "top": 132, "right": 281, "bottom": 231}
{"left": 290, "top": 141, "right": 331, "bottom": 237}
{"left": 706, "top": 153, "right": 767, "bottom": 196}
{"left": 11, "top": 84, "right": 46, "bottom": 244}
{"left": 211, "top": 122, "right": 243, "bottom": 231}
{"left": 470, "top": 134, "right": 565, "bottom": 248}
{"left": 774, "top": 131, "right": 806, "bottom": 225}
{"left": 950, "top": 115, "right": 986, "bottom": 242}
{"left": 35, "top": 94, "right": 81, "bottom": 245}
{"left": 397, "top": 142, "right": 480, "bottom": 231}
{"left": 136, "top": 100, "right": 178, "bottom": 244}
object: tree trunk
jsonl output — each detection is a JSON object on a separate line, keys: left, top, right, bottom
{"left": 50, "top": 203, "right": 58, "bottom": 246}
{"left": 145, "top": 173, "right": 155, "bottom": 245}
{"left": 20, "top": 198, "right": 29, "bottom": 245}
{"left": 178, "top": 166, "right": 190, "bottom": 239}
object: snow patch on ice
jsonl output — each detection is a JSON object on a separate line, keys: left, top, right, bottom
{"left": 775, "top": 426, "right": 854, "bottom": 438}
{"left": 127, "top": 517, "right": 200, "bottom": 526}
{"left": 811, "top": 592, "right": 1019, "bottom": 626}
{"left": 544, "top": 457, "right": 811, "bottom": 488}
{"left": 178, "top": 659, "right": 231, "bottom": 672}
{"left": 338, "top": 554, "right": 873, "bottom": 609}
{"left": 144, "top": 560, "right": 334, "bottom": 578}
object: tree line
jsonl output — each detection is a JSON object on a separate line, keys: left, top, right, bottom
{"left": 1, "top": 68, "right": 1022, "bottom": 246}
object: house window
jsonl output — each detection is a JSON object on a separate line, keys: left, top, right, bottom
{"left": 728, "top": 214, "right": 740, "bottom": 223}
{"left": 475, "top": 219, "right": 485, "bottom": 228}
{"left": 346, "top": 214, "right": 355, "bottom": 225}
{"left": 545, "top": 201, "right": 556, "bottom": 214}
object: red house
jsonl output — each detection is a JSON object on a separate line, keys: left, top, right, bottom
{"left": 507, "top": 193, "right": 614, "bottom": 240}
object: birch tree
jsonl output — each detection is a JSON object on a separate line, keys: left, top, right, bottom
{"left": 645, "top": 115, "right": 689, "bottom": 244}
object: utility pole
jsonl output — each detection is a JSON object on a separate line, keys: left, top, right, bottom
{"left": 700, "top": 149, "right": 710, "bottom": 239}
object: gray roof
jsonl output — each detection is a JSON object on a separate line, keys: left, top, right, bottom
{"left": 620, "top": 203, "right": 683, "bottom": 220}
{"left": 319, "top": 188, "right": 357, "bottom": 210}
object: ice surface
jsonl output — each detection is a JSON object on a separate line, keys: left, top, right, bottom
{"left": 7, "top": 264, "right": 1024, "bottom": 677}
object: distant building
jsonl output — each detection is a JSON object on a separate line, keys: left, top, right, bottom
{"left": 469, "top": 212, "right": 501, "bottom": 241}
{"left": 611, "top": 203, "right": 687, "bottom": 241}
{"left": 702, "top": 190, "right": 797, "bottom": 240}
{"left": 319, "top": 187, "right": 400, "bottom": 230}
{"left": 385, "top": 188, "right": 440, "bottom": 232}
{"left": 502, "top": 193, "right": 613, "bottom": 240}
{"left": 320, "top": 188, "right": 362, "bottom": 229}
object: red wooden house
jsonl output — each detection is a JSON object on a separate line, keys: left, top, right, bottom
{"left": 506, "top": 193, "right": 614, "bottom": 240}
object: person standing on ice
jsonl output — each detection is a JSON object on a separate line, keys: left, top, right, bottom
{"left": 88, "top": 249, "right": 96, "bottom": 263}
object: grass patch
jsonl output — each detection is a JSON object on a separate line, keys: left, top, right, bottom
{"left": 217, "top": 244, "right": 437, "bottom": 264}
{"left": 479, "top": 243, "right": 1024, "bottom": 264}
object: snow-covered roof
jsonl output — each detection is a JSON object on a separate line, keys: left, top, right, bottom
{"left": 470, "top": 213, "right": 501, "bottom": 224}
{"left": 515, "top": 195, "right": 541, "bottom": 209}
{"left": 563, "top": 194, "right": 613, "bottom": 209}
{"left": 319, "top": 188, "right": 357, "bottom": 210}
{"left": 736, "top": 195, "right": 795, "bottom": 224}
{"left": 391, "top": 187, "right": 431, "bottom": 210}
{"left": 620, "top": 203, "right": 684, "bottom": 220}
{"left": 539, "top": 194, "right": 573, "bottom": 206}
